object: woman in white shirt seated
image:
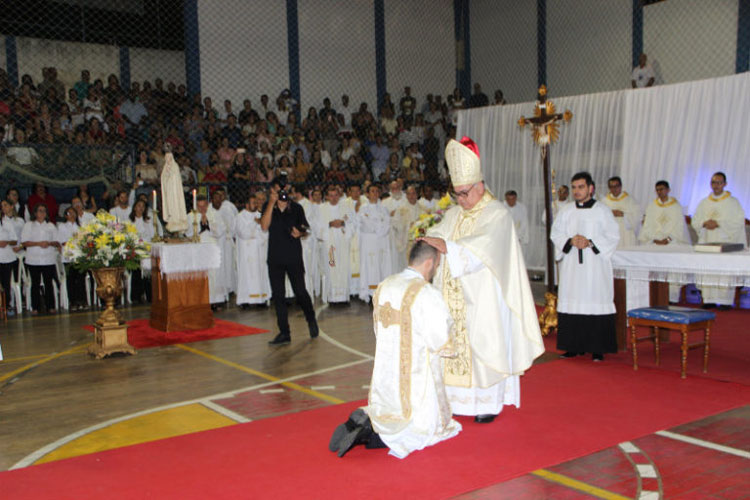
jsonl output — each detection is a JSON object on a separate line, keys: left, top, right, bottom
{"left": 58, "top": 207, "right": 87, "bottom": 311}
{"left": 0, "top": 200, "right": 24, "bottom": 316}
{"left": 129, "top": 199, "right": 158, "bottom": 303}
{"left": 22, "top": 204, "right": 60, "bottom": 315}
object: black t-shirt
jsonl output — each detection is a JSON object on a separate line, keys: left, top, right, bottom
{"left": 262, "top": 200, "right": 309, "bottom": 266}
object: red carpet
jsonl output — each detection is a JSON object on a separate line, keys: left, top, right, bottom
{"left": 3, "top": 360, "right": 750, "bottom": 499}
{"left": 83, "top": 319, "right": 268, "bottom": 348}
{"left": 541, "top": 306, "right": 750, "bottom": 386}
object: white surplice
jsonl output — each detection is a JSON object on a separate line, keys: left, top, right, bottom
{"left": 317, "top": 201, "right": 355, "bottom": 303}
{"left": 364, "top": 268, "right": 461, "bottom": 459}
{"left": 343, "top": 195, "right": 367, "bottom": 296}
{"left": 602, "top": 192, "right": 641, "bottom": 248}
{"left": 233, "top": 209, "right": 270, "bottom": 305}
{"left": 356, "top": 201, "right": 391, "bottom": 301}
{"left": 186, "top": 211, "right": 227, "bottom": 304}
{"left": 428, "top": 192, "right": 545, "bottom": 416}
{"left": 691, "top": 191, "right": 747, "bottom": 305}
{"left": 638, "top": 197, "right": 690, "bottom": 302}
{"left": 551, "top": 201, "right": 621, "bottom": 315}
{"left": 209, "top": 201, "right": 238, "bottom": 294}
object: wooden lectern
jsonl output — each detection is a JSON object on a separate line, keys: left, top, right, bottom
{"left": 148, "top": 242, "right": 219, "bottom": 332}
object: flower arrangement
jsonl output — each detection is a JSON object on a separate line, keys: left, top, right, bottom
{"left": 64, "top": 211, "right": 151, "bottom": 272}
{"left": 409, "top": 194, "right": 455, "bottom": 240}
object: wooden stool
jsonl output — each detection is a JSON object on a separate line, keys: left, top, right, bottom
{"left": 627, "top": 306, "right": 715, "bottom": 379}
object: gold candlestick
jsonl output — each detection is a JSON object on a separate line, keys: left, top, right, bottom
{"left": 191, "top": 210, "right": 200, "bottom": 243}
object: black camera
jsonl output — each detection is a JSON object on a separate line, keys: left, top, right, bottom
{"left": 278, "top": 189, "right": 289, "bottom": 201}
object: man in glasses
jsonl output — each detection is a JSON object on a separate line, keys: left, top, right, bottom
{"left": 420, "top": 137, "right": 544, "bottom": 424}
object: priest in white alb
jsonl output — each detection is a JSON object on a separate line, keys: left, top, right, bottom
{"left": 421, "top": 137, "right": 545, "bottom": 423}
{"left": 392, "top": 185, "right": 425, "bottom": 267}
{"left": 208, "top": 187, "right": 238, "bottom": 295}
{"left": 382, "top": 180, "right": 407, "bottom": 272}
{"left": 343, "top": 184, "right": 366, "bottom": 297}
{"left": 186, "top": 195, "right": 227, "bottom": 307}
{"left": 691, "top": 172, "right": 747, "bottom": 308}
{"left": 317, "top": 184, "right": 355, "bottom": 303}
{"left": 234, "top": 194, "right": 270, "bottom": 306}
{"left": 503, "top": 190, "right": 530, "bottom": 258}
{"left": 638, "top": 180, "right": 691, "bottom": 303}
{"left": 357, "top": 184, "right": 392, "bottom": 302}
{"left": 293, "top": 185, "right": 320, "bottom": 298}
{"left": 603, "top": 176, "right": 640, "bottom": 248}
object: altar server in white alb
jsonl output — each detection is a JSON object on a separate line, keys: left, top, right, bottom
{"left": 234, "top": 194, "right": 270, "bottom": 307}
{"left": 391, "top": 185, "right": 426, "bottom": 268}
{"left": 691, "top": 172, "right": 747, "bottom": 309}
{"left": 638, "top": 180, "right": 691, "bottom": 302}
{"left": 343, "top": 184, "right": 366, "bottom": 297}
{"left": 552, "top": 172, "right": 620, "bottom": 361}
{"left": 363, "top": 241, "right": 462, "bottom": 458}
{"left": 421, "top": 137, "right": 545, "bottom": 423}
{"left": 357, "top": 184, "right": 392, "bottom": 302}
{"left": 208, "top": 187, "right": 238, "bottom": 295}
{"left": 317, "top": 184, "right": 355, "bottom": 303}
{"left": 503, "top": 190, "right": 529, "bottom": 257}
{"left": 382, "top": 180, "right": 407, "bottom": 272}
{"left": 602, "top": 176, "right": 640, "bottom": 248}
{"left": 186, "top": 195, "right": 227, "bottom": 307}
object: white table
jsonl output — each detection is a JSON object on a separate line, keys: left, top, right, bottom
{"left": 611, "top": 245, "right": 750, "bottom": 349}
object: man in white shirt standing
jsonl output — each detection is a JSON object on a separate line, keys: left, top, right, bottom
{"left": 691, "top": 172, "right": 747, "bottom": 309}
{"left": 631, "top": 53, "right": 655, "bottom": 88}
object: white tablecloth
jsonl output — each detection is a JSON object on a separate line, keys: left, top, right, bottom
{"left": 612, "top": 244, "right": 750, "bottom": 288}
{"left": 143, "top": 242, "right": 221, "bottom": 280}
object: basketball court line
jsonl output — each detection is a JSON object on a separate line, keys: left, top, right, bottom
{"left": 531, "top": 469, "right": 631, "bottom": 500}
{"left": 0, "top": 344, "right": 88, "bottom": 385}
{"left": 655, "top": 430, "right": 750, "bottom": 459}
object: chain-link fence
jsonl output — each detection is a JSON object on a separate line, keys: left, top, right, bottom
{"left": 0, "top": 0, "right": 744, "bottom": 220}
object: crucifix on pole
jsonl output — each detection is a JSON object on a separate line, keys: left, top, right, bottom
{"left": 518, "top": 85, "right": 572, "bottom": 332}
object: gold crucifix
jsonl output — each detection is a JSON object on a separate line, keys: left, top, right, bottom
{"left": 519, "top": 85, "right": 572, "bottom": 335}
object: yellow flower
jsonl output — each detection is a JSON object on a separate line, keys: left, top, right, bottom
{"left": 418, "top": 213, "right": 430, "bottom": 221}
{"left": 438, "top": 194, "right": 453, "bottom": 210}
{"left": 95, "top": 234, "right": 110, "bottom": 249}
{"left": 114, "top": 234, "right": 126, "bottom": 244}
{"left": 125, "top": 223, "right": 138, "bottom": 234}
{"left": 96, "top": 211, "right": 115, "bottom": 223}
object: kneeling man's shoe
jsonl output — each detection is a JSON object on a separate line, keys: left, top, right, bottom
{"left": 474, "top": 414, "right": 496, "bottom": 424}
{"left": 330, "top": 408, "right": 374, "bottom": 457}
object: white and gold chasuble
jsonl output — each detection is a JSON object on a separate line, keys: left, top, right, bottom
{"left": 428, "top": 192, "right": 545, "bottom": 415}
{"left": 691, "top": 191, "right": 747, "bottom": 305}
{"left": 602, "top": 192, "right": 641, "bottom": 248}
{"left": 364, "top": 268, "right": 461, "bottom": 459}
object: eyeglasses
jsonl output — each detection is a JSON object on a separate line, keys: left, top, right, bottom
{"left": 452, "top": 183, "right": 477, "bottom": 199}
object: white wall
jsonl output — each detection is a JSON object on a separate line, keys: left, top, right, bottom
{"left": 470, "top": 0, "right": 537, "bottom": 104}
{"left": 198, "top": 0, "right": 289, "bottom": 110}
{"left": 547, "top": 0, "right": 631, "bottom": 98}
{"left": 298, "top": 0, "right": 376, "bottom": 113}
{"left": 130, "top": 47, "right": 185, "bottom": 87}
{"left": 644, "top": 0, "right": 737, "bottom": 86}
{"left": 384, "top": 0, "right": 455, "bottom": 112}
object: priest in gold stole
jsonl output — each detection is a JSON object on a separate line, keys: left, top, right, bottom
{"left": 421, "top": 137, "right": 545, "bottom": 423}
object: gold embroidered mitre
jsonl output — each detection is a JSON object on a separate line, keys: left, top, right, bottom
{"left": 445, "top": 137, "right": 483, "bottom": 187}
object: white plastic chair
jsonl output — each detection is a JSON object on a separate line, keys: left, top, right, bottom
{"left": 9, "top": 257, "right": 24, "bottom": 314}
{"left": 55, "top": 256, "right": 69, "bottom": 311}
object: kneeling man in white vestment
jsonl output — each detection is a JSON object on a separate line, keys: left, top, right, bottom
{"left": 329, "top": 240, "right": 461, "bottom": 458}
{"left": 422, "top": 137, "right": 545, "bottom": 423}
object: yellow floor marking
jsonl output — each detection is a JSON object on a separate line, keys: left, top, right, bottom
{"left": 34, "top": 403, "right": 236, "bottom": 465}
{"left": 532, "top": 469, "right": 632, "bottom": 500}
{"left": 1, "top": 353, "right": 56, "bottom": 363}
{"left": 0, "top": 345, "right": 87, "bottom": 383}
{"left": 176, "top": 344, "right": 346, "bottom": 405}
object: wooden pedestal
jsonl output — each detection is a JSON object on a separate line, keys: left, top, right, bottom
{"left": 88, "top": 324, "right": 136, "bottom": 359}
{"left": 149, "top": 257, "right": 214, "bottom": 332}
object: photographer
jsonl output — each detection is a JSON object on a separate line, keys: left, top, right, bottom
{"left": 261, "top": 176, "right": 319, "bottom": 345}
